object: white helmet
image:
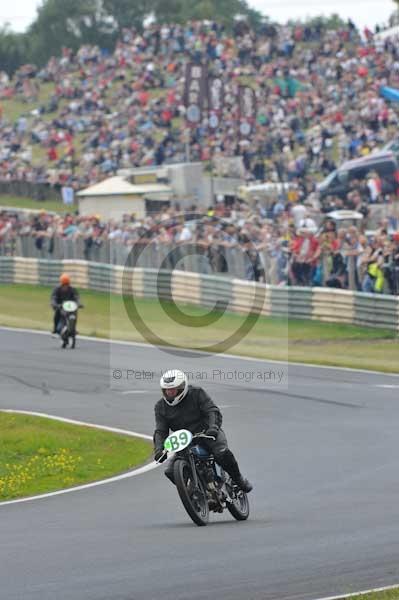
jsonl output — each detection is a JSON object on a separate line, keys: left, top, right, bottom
{"left": 160, "top": 369, "right": 188, "bottom": 406}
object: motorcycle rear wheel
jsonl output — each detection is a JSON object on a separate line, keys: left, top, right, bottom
{"left": 174, "top": 460, "right": 209, "bottom": 527}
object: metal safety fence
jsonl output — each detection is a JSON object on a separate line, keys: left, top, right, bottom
{"left": 0, "top": 234, "right": 282, "bottom": 283}
{"left": 1, "top": 234, "right": 398, "bottom": 295}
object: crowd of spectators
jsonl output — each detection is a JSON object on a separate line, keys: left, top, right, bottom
{"left": 2, "top": 17, "right": 399, "bottom": 294}
{"left": 1, "top": 201, "right": 399, "bottom": 295}
{"left": 1, "top": 17, "right": 399, "bottom": 199}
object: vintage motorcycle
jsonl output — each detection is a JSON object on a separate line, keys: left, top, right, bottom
{"left": 57, "top": 300, "right": 81, "bottom": 349}
{"left": 159, "top": 429, "right": 249, "bottom": 527}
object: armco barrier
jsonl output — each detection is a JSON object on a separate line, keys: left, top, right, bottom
{"left": 38, "top": 259, "right": 63, "bottom": 287}
{"left": 270, "top": 287, "right": 313, "bottom": 319}
{"left": 172, "top": 271, "right": 202, "bottom": 306}
{"left": 0, "top": 256, "right": 14, "bottom": 284}
{"left": 117, "top": 266, "right": 144, "bottom": 298}
{"left": 353, "top": 293, "right": 398, "bottom": 330}
{"left": 231, "top": 279, "right": 271, "bottom": 316}
{"left": 88, "top": 262, "right": 112, "bottom": 293}
{"left": 14, "top": 256, "right": 39, "bottom": 285}
{"left": 142, "top": 269, "right": 160, "bottom": 300}
{"left": 0, "top": 257, "right": 398, "bottom": 334}
{"left": 312, "top": 288, "right": 355, "bottom": 324}
{"left": 200, "top": 274, "right": 233, "bottom": 311}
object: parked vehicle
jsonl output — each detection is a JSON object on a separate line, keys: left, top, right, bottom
{"left": 325, "top": 210, "right": 364, "bottom": 230}
{"left": 318, "top": 151, "right": 399, "bottom": 201}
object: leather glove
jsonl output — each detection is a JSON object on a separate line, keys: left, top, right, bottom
{"left": 154, "top": 449, "right": 167, "bottom": 463}
{"left": 205, "top": 427, "right": 219, "bottom": 440}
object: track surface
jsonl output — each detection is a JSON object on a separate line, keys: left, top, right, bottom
{"left": 1, "top": 329, "right": 399, "bottom": 600}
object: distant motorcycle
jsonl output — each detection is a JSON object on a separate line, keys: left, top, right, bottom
{"left": 57, "top": 301, "right": 82, "bottom": 349}
{"left": 158, "top": 429, "right": 250, "bottom": 527}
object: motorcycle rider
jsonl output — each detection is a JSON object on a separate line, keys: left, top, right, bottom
{"left": 153, "top": 369, "right": 253, "bottom": 493}
{"left": 51, "top": 273, "right": 80, "bottom": 334}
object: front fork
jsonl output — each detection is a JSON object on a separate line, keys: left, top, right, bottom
{"left": 187, "top": 453, "right": 200, "bottom": 489}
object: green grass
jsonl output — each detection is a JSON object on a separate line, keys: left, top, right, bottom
{"left": 0, "top": 283, "right": 397, "bottom": 372}
{"left": 40, "top": 97, "right": 71, "bottom": 123}
{"left": 341, "top": 591, "right": 399, "bottom": 600}
{"left": 0, "top": 195, "right": 74, "bottom": 213}
{"left": 236, "top": 75, "right": 257, "bottom": 88}
{"left": 1, "top": 82, "right": 56, "bottom": 123}
{"left": 1, "top": 98, "right": 32, "bottom": 123}
{"left": 31, "top": 144, "right": 48, "bottom": 166}
{"left": 0, "top": 412, "right": 152, "bottom": 501}
{"left": 148, "top": 87, "right": 168, "bottom": 100}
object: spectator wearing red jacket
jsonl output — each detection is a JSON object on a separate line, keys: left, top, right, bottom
{"left": 291, "top": 228, "right": 320, "bottom": 286}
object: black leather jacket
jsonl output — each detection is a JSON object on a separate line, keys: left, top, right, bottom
{"left": 153, "top": 386, "right": 223, "bottom": 452}
{"left": 51, "top": 285, "right": 80, "bottom": 308}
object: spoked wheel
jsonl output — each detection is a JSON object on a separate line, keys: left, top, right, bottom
{"left": 174, "top": 460, "right": 209, "bottom": 526}
{"left": 68, "top": 321, "right": 76, "bottom": 349}
{"left": 226, "top": 478, "right": 250, "bottom": 521}
{"left": 60, "top": 322, "right": 68, "bottom": 348}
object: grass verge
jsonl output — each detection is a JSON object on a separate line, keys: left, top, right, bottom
{"left": 0, "top": 283, "right": 398, "bottom": 372}
{"left": 0, "top": 412, "right": 152, "bottom": 501}
{"left": 0, "top": 195, "right": 73, "bottom": 213}
{"left": 339, "top": 590, "right": 399, "bottom": 600}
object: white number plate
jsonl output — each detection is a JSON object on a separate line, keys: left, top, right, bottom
{"left": 164, "top": 429, "right": 193, "bottom": 452}
{"left": 63, "top": 301, "right": 78, "bottom": 312}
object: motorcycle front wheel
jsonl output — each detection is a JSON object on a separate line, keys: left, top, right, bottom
{"left": 174, "top": 459, "right": 209, "bottom": 527}
{"left": 226, "top": 479, "right": 250, "bottom": 521}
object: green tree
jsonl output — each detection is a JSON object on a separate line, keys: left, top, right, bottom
{"left": 0, "top": 27, "right": 28, "bottom": 75}
{"left": 27, "top": 0, "right": 117, "bottom": 66}
{"left": 385, "top": 1, "right": 399, "bottom": 25}
{"left": 26, "top": 0, "right": 158, "bottom": 66}
{"left": 102, "top": 0, "right": 151, "bottom": 33}
{"left": 291, "top": 14, "right": 348, "bottom": 30}
{"left": 153, "top": 0, "right": 262, "bottom": 27}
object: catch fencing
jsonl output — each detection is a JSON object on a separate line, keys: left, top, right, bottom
{"left": 0, "top": 234, "right": 280, "bottom": 283}
{"left": 1, "top": 234, "right": 389, "bottom": 293}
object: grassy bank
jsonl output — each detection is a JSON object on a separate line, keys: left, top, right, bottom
{"left": 0, "top": 195, "right": 72, "bottom": 213}
{"left": 0, "top": 412, "right": 152, "bottom": 501}
{"left": 0, "top": 283, "right": 397, "bottom": 372}
{"left": 341, "top": 589, "right": 399, "bottom": 600}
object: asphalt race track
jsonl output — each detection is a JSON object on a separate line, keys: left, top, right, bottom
{"left": 1, "top": 328, "right": 399, "bottom": 600}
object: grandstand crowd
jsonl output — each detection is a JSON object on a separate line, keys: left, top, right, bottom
{"left": 1, "top": 18, "right": 399, "bottom": 191}
{"left": 1, "top": 17, "right": 399, "bottom": 294}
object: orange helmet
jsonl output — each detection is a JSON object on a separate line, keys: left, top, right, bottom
{"left": 59, "top": 273, "right": 71, "bottom": 286}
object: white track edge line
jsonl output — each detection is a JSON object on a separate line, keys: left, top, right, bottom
{"left": 1, "top": 325, "right": 398, "bottom": 377}
{"left": 313, "top": 582, "right": 399, "bottom": 600}
{"left": 0, "top": 409, "right": 156, "bottom": 507}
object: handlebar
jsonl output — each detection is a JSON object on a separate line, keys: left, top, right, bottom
{"left": 53, "top": 303, "right": 83, "bottom": 309}
{"left": 193, "top": 433, "right": 216, "bottom": 441}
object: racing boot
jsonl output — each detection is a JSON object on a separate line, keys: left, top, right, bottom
{"left": 217, "top": 449, "right": 253, "bottom": 493}
{"left": 235, "top": 475, "right": 253, "bottom": 493}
